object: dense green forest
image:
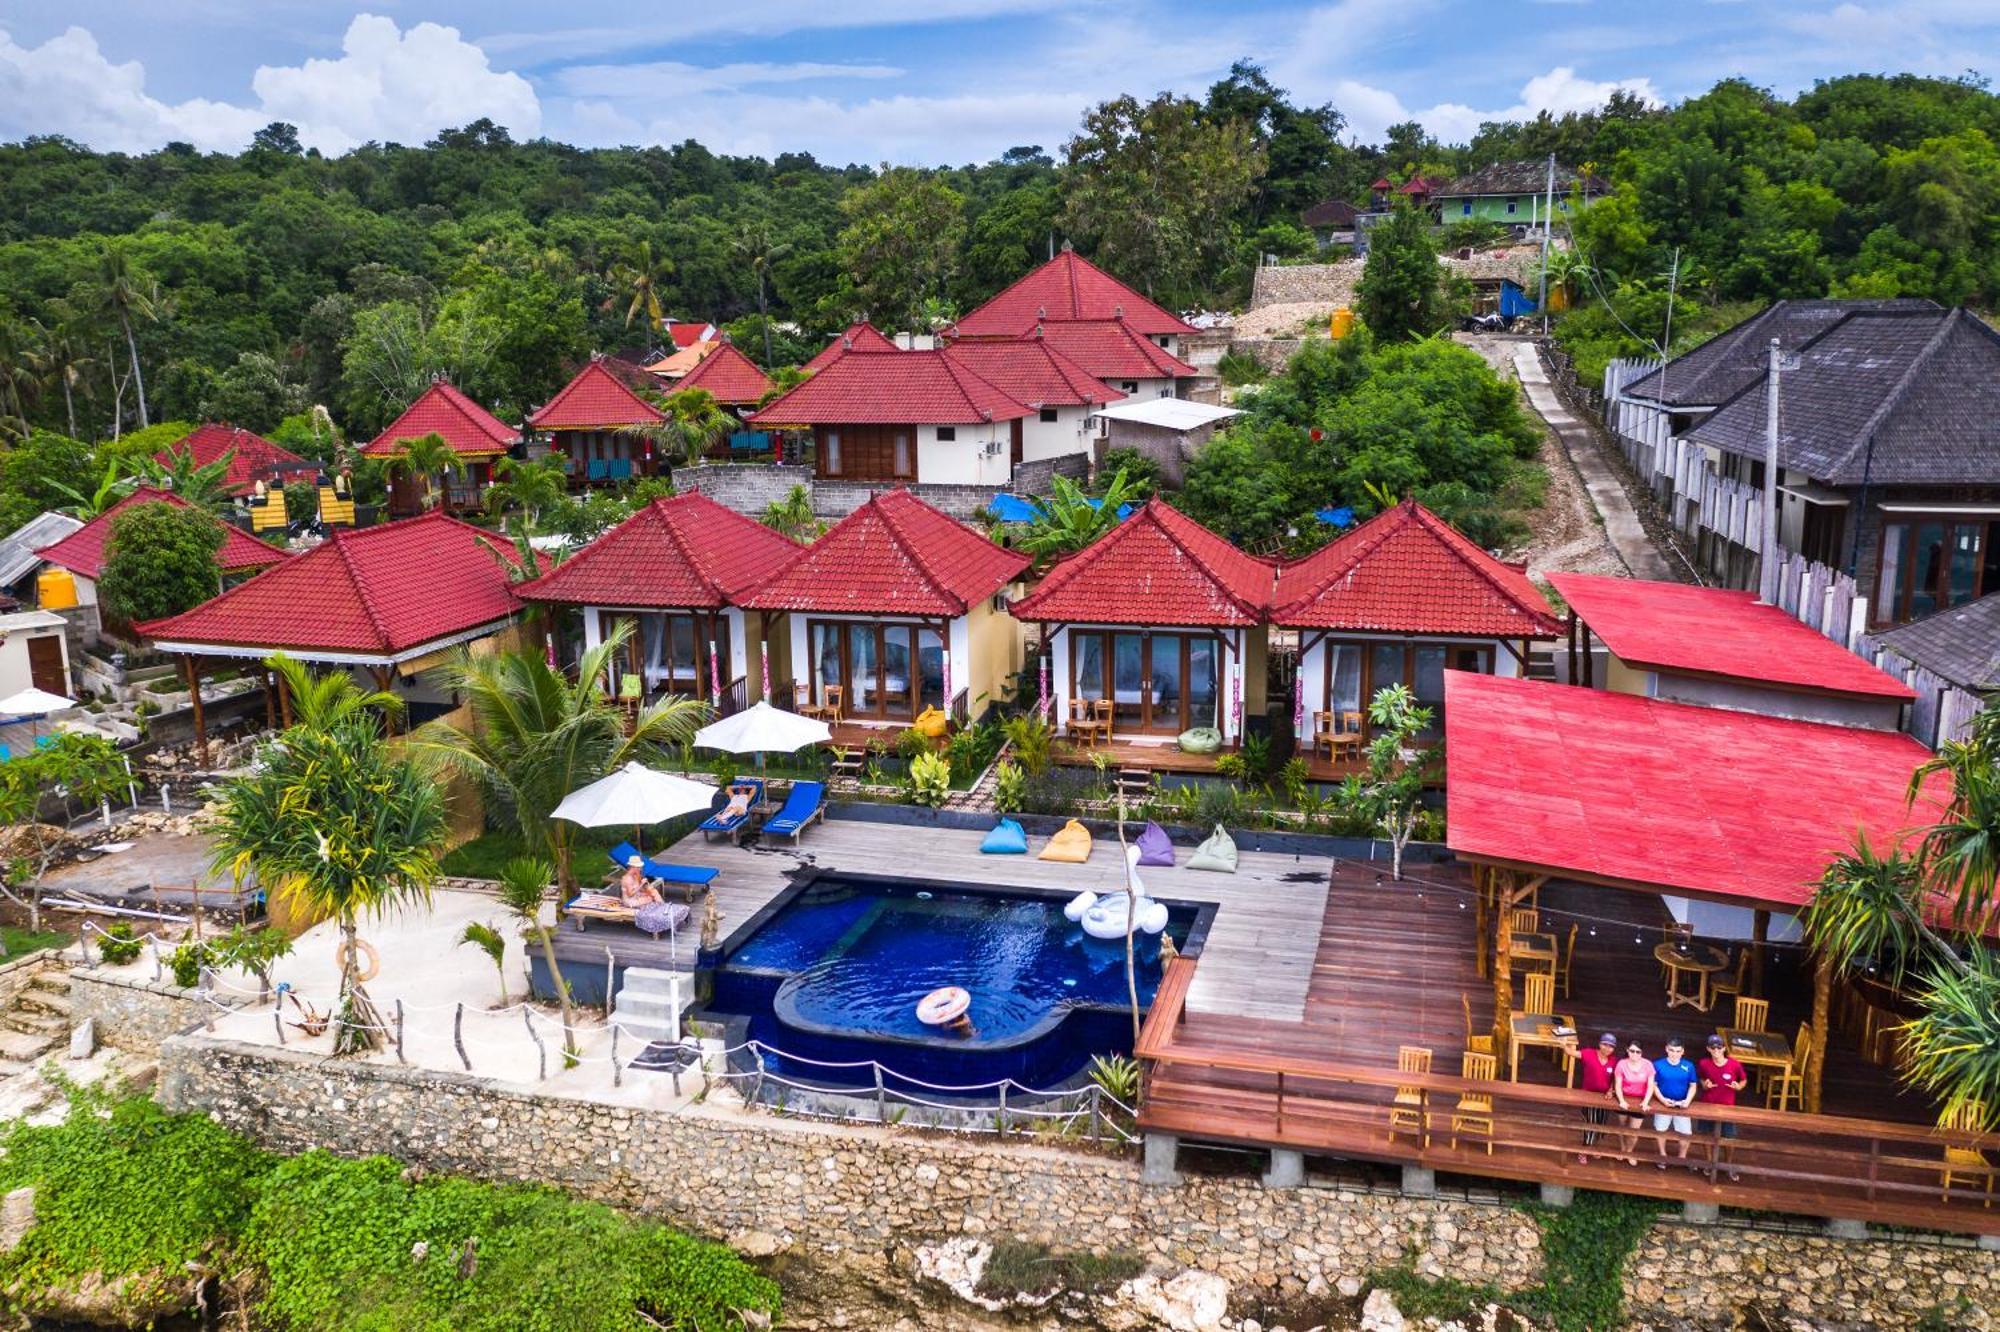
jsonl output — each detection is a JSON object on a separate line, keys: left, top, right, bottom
{"left": 0, "top": 65, "right": 1995, "bottom": 451}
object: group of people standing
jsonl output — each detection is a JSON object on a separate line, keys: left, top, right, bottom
{"left": 1574, "top": 1032, "right": 1750, "bottom": 1179}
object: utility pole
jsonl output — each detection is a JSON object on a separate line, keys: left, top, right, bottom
{"left": 1538, "top": 152, "right": 1555, "bottom": 332}
{"left": 1759, "top": 336, "right": 1785, "bottom": 604}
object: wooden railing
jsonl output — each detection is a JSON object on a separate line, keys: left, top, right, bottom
{"left": 722, "top": 675, "right": 748, "bottom": 717}
{"left": 949, "top": 688, "right": 970, "bottom": 727}
{"left": 1137, "top": 960, "right": 2000, "bottom": 1234}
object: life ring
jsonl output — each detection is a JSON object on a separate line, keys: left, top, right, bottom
{"left": 915, "top": 985, "right": 971, "bottom": 1026}
{"left": 335, "top": 937, "right": 380, "bottom": 982}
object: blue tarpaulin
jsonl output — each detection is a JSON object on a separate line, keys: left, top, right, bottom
{"left": 1499, "top": 278, "right": 1538, "bottom": 319}
{"left": 1316, "top": 506, "right": 1356, "bottom": 528}
{"left": 986, "top": 494, "right": 1135, "bottom": 524}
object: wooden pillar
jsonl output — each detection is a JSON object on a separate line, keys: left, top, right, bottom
{"left": 277, "top": 674, "right": 294, "bottom": 729}
{"left": 1750, "top": 909, "right": 1769, "bottom": 996}
{"left": 1806, "top": 950, "right": 1832, "bottom": 1114}
{"left": 183, "top": 655, "right": 208, "bottom": 764}
{"left": 1566, "top": 614, "right": 1579, "bottom": 684}
{"left": 1491, "top": 870, "right": 1515, "bottom": 1051}
{"left": 1581, "top": 624, "right": 1594, "bottom": 688}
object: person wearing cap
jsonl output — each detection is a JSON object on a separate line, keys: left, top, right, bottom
{"left": 618, "top": 854, "right": 663, "bottom": 909}
{"left": 1575, "top": 1032, "right": 1619, "bottom": 1163}
{"left": 1697, "top": 1033, "right": 1750, "bottom": 1180}
{"left": 1649, "top": 1037, "right": 1700, "bottom": 1167}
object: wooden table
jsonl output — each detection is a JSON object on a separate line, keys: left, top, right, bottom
{"left": 1655, "top": 942, "right": 1728, "bottom": 1012}
{"left": 1716, "top": 1027, "right": 1793, "bottom": 1082}
{"left": 1509, "top": 932, "right": 1558, "bottom": 974}
{"left": 1509, "top": 1013, "right": 1578, "bottom": 1086}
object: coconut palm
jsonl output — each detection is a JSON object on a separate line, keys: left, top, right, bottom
{"left": 208, "top": 657, "right": 442, "bottom": 1055}
{"left": 483, "top": 455, "right": 569, "bottom": 527}
{"left": 384, "top": 430, "right": 460, "bottom": 512}
{"left": 494, "top": 855, "right": 575, "bottom": 1048}
{"left": 652, "top": 387, "right": 732, "bottom": 469}
{"left": 94, "top": 242, "right": 159, "bottom": 429}
{"left": 609, "top": 240, "right": 673, "bottom": 332}
{"left": 759, "top": 484, "right": 822, "bottom": 542}
{"left": 30, "top": 315, "right": 95, "bottom": 439}
{"left": 459, "top": 920, "right": 509, "bottom": 1005}
{"left": 731, "top": 222, "right": 792, "bottom": 367}
{"left": 1908, "top": 708, "right": 2000, "bottom": 930}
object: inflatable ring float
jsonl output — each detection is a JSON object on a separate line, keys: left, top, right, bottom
{"left": 334, "top": 937, "right": 380, "bottom": 983}
{"left": 915, "top": 985, "right": 971, "bottom": 1026}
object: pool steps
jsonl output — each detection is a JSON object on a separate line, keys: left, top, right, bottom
{"left": 613, "top": 967, "right": 685, "bottom": 1048}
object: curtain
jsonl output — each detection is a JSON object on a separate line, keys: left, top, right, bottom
{"left": 641, "top": 614, "right": 667, "bottom": 688}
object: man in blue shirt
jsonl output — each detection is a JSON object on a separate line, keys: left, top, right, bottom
{"left": 1648, "top": 1038, "right": 1699, "bottom": 1168}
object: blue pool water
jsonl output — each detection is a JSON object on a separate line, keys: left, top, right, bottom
{"left": 707, "top": 875, "right": 1198, "bottom": 1090}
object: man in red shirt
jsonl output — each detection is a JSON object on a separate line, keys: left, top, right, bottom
{"left": 1575, "top": 1031, "right": 1619, "bottom": 1163}
{"left": 1696, "top": 1033, "right": 1749, "bottom": 1180}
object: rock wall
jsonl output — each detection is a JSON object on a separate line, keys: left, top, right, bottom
{"left": 69, "top": 968, "right": 214, "bottom": 1054}
{"left": 1249, "top": 261, "right": 1362, "bottom": 310}
{"left": 678, "top": 455, "right": 1087, "bottom": 521}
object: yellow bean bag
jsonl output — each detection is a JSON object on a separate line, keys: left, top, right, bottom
{"left": 913, "top": 706, "right": 949, "bottom": 739}
{"left": 1037, "top": 818, "right": 1093, "bottom": 864}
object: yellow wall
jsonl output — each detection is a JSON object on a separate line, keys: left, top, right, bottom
{"left": 747, "top": 612, "right": 790, "bottom": 700}
{"left": 1603, "top": 649, "right": 1652, "bottom": 699}
{"left": 965, "top": 594, "right": 1025, "bottom": 718}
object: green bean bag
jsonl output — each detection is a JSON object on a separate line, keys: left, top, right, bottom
{"left": 1187, "top": 823, "right": 1238, "bottom": 873}
{"left": 1177, "top": 726, "right": 1223, "bottom": 755}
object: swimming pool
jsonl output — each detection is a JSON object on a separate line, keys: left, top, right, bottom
{"left": 705, "top": 873, "right": 1204, "bottom": 1092}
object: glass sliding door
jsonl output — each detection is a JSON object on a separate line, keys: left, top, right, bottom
{"left": 810, "top": 622, "right": 844, "bottom": 707}
{"left": 849, "top": 625, "right": 881, "bottom": 715}
{"left": 1151, "top": 633, "right": 1185, "bottom": 732}
{"left": 1070, "top": 629, "right": 1222, "bottom": 736}
{"left": 1113, "top": 633, "right": 1148, "bottom": 731}
{"left": 1185, "top": 636, "right": 1218, "bottom": 734}
{"left": 807, "top": 620, "right": 928, "bottom": 721}
{"left": 917, "top": 628, "right": 945, "bottom": 712}
{"left": 880, "top": 626, "right": 914, "bottom": 717}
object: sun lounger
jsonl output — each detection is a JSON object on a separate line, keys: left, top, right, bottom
{"left": 603, "top": 842, "right": 720, "bottom": 898}
{"left": 760, "top": 781, "right": 826, "bottom": 844}
{"left": 563, "top": 891, "right": 692, "bottom": 938}
{"left": 699, "top": 779, "right": 765, "bottom": 843}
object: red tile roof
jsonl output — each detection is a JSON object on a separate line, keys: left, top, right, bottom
{"left": 666, "top": 322, "right": 716, "bottom": 349}
{"left": 667, "top": 342, "right": 775, "bottom": 406}
{"left": 1549, "top": 573, "right": 1914, "bottom": 702}
{"left": 749, "top": 349, "right": 1029, "bottom": 426}
{"left": 1443, "top": 672, "right": 1949, "bottom": 911}
{"left": 1024, "top": 320, "right": 1196, "bottom": 381}
{"left": 361, "top": 381, "right": 516, "bottom": 459}
{"left": 954, "top": 248, "right": 1195, "bottom": 337}
{"left": 1272, "top": 499, "right": 1560, "bottom": 638}
{"left": 135, "top": 512, "right": 535, "bottom": 660}
{"left": 1011, "top": 499, "right": 1275, "bottom": 628}
{"left": 742, "top": 488, "right": 1028, "bottom": 617}
{"left": 941, "top": 339, "right": 1125, "bottom": 407}
{"left": 802, "top": 321, "right": 898, "bottom": 375}
{"left": 527, "top": 360, "right": 666, "bottom": 431}
{"left": 517, "top": 492, "right": 798, "bottom": 609}
{"left": 158, "top": 424, "right": 310, "bottom": 496}
{"left": 35, "top": 488, "right": 288, "bottom": 580}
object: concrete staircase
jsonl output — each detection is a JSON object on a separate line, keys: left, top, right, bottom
{"left": 0, "top": 973, "right": 70, "bottom": 1072}
{"left": 611, "top": 967, "right": 684, "bottom": 1049}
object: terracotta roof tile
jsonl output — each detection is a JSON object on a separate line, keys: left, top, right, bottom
{"left": 1023, "top": 320, "right": 1196, "bottom": 381}
{"left": 36, "top": 488, "right": 288, "bottom": 579}
{"left": 665, "top": 342, "right": 775, "bottom": 406}
{"left": 940, "top": 340, "right": 1124, "bottom": 407}
{"left": 1011, "top": 499, "right": 1274, "bottom": 628}
{"left": 158, "top": 424, "right": 311, "bottom": 496}
{"left": 361, "top": 381, "right": 516, "bottom": 458}
{"left": 749, "top": 349, "right": 1029, "bottom": 426}
{"left": 1273, "top": 499, "right": 1560, "bottom": 638}
{"left": 517, "top": 492, "right": 799, "bottom": 609}
{"left": 742, "top": 489, "right": 1028, "bottom": 616}
{"left": 136, "top": 512, "right": 533, "bottom": 659}
{"left": 527, "top": 360, "right": 666, "bottom": 431}
{"left": 955, "top": 249, "right": 1194, "bottom": 337}
{"left": 645, "top": 340, "right": 720, "bottom": 376}
{"left": 802, "top": 321, "right": 898, "bottom": 374}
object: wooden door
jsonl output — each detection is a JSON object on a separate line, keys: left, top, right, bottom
{"left": 26, "top": 634, "right": 65, "bottom": 697}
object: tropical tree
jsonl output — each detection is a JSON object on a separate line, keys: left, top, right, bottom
{"left": 384, "top": 431, "right": 460, "bottom": 511}
{"left": 209, "top": 656, "right": 443, "bottom": 1054}
{"left": 759, "top": 484, "right": 822, "bottom": 542}
{"left": 127, "top": 442, "right": 239, "bottom": 511}
{"left": 609, "top": 240, "right": 673, "bottom": 333}
{"left": 494, "top": 855, "right": 572, "bottom": 1047}
{"left": 483, "top": 455, "right": 569, "bottom": 528}
{"left": 30, "top": 315, "right": 95, "bottom": 439}
{"left": 1336, "top": 683, "right": 1438, "bottom": 881}
{"left": 94, "top": 243, "right": 159, "bottom": 429}
{"left": 48, "top": 458, "right": 127, "bottom": 518}
{"left": 1357, "top": 204, "right": 1448, "bottom": 341}
{"left": 1016, "top": 469, "right": 1139, "bottom": 568}
{"left": 731, "top": 222, "right": 792, "bottom": 367}
{"left": 459, "top": 919, "right": 509, "bottom": 1005}
{"left": 98, "top": 501, "right": 226, "bottom": 626}
{"left": 650, "top": 387, "right": 731, "bottom": 469}
{"left": 836, "top": 168, "right": 967, "bottom": 331}
{"left": 0, "top": 733, "right": 129, "bottom": 929}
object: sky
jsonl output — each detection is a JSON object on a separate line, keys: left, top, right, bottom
{"left": 0, "top": 1, "right": 1996, "bottom": 166}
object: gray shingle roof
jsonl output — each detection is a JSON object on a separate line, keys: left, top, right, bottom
{"left": 1619, "top": 298, "right": 1939, "bottom": 408}
{"left": 1874, "top": 592, "right": 2000, "bottom": 693}
{"left": 1685, "top": 307, "right": 2000, "bottom": 486}
{"left": 1435, "top": 160, "right": 1608, "bottom": 199}
{"left": 0, "top": 511, "right": 82, "bottom": 589}
{"left": 1301, "top": 198, "right": 1359, "bottom": 228}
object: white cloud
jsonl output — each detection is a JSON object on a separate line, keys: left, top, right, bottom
{"left": 1335, "top": 65, "right": 1660, "bottom": 143}
{"left": 0, "top": 16, "right": 538, "bottom": 155}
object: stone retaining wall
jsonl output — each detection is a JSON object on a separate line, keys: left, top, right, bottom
{"left": 678, "top": 455, "right": 1087, "bottom": 522}
{"left": 1249, "top": 261, "right": 1361, "bottom": 309}
{"left": 69, "top": 968, "right": 214, "bottom": 1054}
{"left": 153, "top": 1033, "right": 2000, "bottom": 1325}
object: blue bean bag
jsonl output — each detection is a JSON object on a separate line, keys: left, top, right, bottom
{"left": 980, "top": 818, "right": 1028, "bottom": 854}
{"left": 1136, "top": 820, "right": 1175, "bottom": 867}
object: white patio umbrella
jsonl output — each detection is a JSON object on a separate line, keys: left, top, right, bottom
{"left": 551, "top": 761, "right": 716, "bottom": 829}
{"left": 692, "top": 700, "right": 831, "bottom": 762}
{"left": 0, "top": 687, "right": 76, "bottom": 742}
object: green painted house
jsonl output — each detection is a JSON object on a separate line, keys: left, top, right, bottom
{"left": 1434, "top": 160, "right": 1608, "bottom": 228}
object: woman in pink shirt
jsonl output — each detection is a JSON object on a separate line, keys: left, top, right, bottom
{"left": 1612, "top": 1040, "right": 1656, "bottom": 1165}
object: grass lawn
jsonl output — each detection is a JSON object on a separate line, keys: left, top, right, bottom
{"left": 1, "top": 926, "right": 69, "bottom": 958}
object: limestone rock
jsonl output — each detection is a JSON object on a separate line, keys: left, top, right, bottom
{"left": 1336, "top": 1274, "right": 1365, "bottom": 1299}
{"left": 731, "top": 1229, "right": 788, "bottom": 1258}
{"left": 67, "top": 1018, "right": 96, "bottom": 1060}
{"left": 1118, "top": 1270, "right": 1230, "bottom": 1332}
{"left": 0, "top": 1186, "right": 35, "bottom": 1252}
{"left": 1361, "top": 1287, "right": 1405, "bottom": 1332}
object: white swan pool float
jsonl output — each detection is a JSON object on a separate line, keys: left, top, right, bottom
{"left": 1080, "top": 849, "right": 1168, "bottom": 938}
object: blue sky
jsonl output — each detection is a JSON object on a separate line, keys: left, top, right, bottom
{"left": 2, "top": 1, "right": 1997, "bottom": 164}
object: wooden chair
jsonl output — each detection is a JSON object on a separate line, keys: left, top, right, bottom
{"left": 1765, "top": 1026, "right": 1811, "bottom": 1111}
{"left": 1389, "top": 1045, "right": 1432, "bottom": 1147}
{"left": 1066, "top": 698, "right": 1099, "bottom": 747}
{"left": 1508, "top": 907, "right": 1540, "bottom": 936}
{"left": 1450, "top": 1051, "right": 1498, "bottom": 1153}
{"left": 1732, "top": 995, "right": 1770, "bottom": 1035}
{"left": 1523, "top": 971, "right": 1556, "bottom": 1019}
{"left": 1091, "top": 698, "right": 1113, "bottom": 744}
{"left": 1556, "top": 923, "right": 1580, "bottom": 998}
{"left": 1322, "top": 710, "right": 1363, "bottom": 765}
{"left": 794, "top": 682, "right": 828, "bottom": 722}
{"left": 1462, "top": 993, "right": 1494, "bottom": 1056}
{"left": 1939, "top": 1101, "right": 1995, "bottom": 1207}
{"left": 821, "top": 684, "right": 846, "bottom": 725}
{"left": 1660, "top": 921, "right": 1692, "bottom": 986}
{"left": 1709, "top": 949, "right": 1750, "bottom": 1005}
{"left": 1312, "top": 710, "right": 1337, "bottom": 760}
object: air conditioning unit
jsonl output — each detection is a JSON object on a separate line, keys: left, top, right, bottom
{"left": 981, "top": 439, "right": 1004, "bottom": 457}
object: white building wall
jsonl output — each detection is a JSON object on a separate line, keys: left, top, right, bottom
{"left": 1017, "top": 406, "right": 1097, "bottom": 465}
{"left": 916, "top": 422, "right": 1013, "bottom": 486}
{"left": 1292, "top": 634, "right": 1523, "bottom": 742}
{"left": 1107, "top": 377, "right": 1180, "bottom": 401}
{"left": 0, "top": 625, "right": 68, "bottom": 698}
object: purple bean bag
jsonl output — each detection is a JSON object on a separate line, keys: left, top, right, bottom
{"left": 1135, "top": 820, "right": 1175, "bottom": 867}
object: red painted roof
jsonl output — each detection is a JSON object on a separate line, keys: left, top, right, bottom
{"left": 1549, "top": 573, "right": 1915, "bottom": 702}
{"left": 749, "top": 349, "right": 1029, "bottom": 426}
{"left": 667, "top": 342, "right": 774, "bottom": 406}
{"left": 35, "top": 488, "right": 287, "bottom": 579}
{"left": 517, "top": 492, "right": 798, "bottom": 609}
{"left": 1398, "top": 175, "right": 1438, "bottom": 195}
{"left": 1024, "top": 320, "right": 1196, "bottom": 381}
{"left": 135, "top": 512, "right": 535, "bottom": 659}
{"left": 802, "top": 321, "right": 898, "bottom": 375}
{"left": 527, "top": 360, "right": 666, "bottom": 431}
{"left": 954, "top": 248, "right": 1195, "bottom": 337}
{"left": 666, "top": 322, "right": 716, "bottom": 349}
{"left": 1443, "top": 672, "right": 1949, "bottom": 911}
{"left": 1011, "top": 499, "right": 1275, "bottom": 628}
{"left": 158, "top": 423, "right": 310, "bottom": 496}
{"left": 941, "top": 339, "right": 1125, "bottom": 407}
{"left": 1273, "top": 499, "right": 1560, "bottom": 638}
{"left": 742, "top": 488, "right": 1028, "bottom": 617}
{"left": 361, "top": 381, "right": 515, "bottom": 459}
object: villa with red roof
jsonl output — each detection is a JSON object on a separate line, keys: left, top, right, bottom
{"left": 661, "top": 341, "right": 775, "bottom": 411}
{"left": 953, "top": 244, "right": 1194, "bottom": 353}
{"left": 940, "top": 339, "right": 1124, "bottom": 464}
{"left": 1550, "top": 572, "right": 1915, "bottom": 731}
{"left": 516, "top": 492, "right": 799, "bottom": 711}
{"left": 749, "top": 349, "right": 1032, "bottom": 486}
{"left": 742, "top": 489, "right": 1028, "bottom": 725}
{"left": 361, "top": 380, "right": 518, "bottom": 516}
{"left": 526, "top": 358, "right": 667, "bottom": 487}
{"left": 158, "top": 423, "right": 315, "bottom": 497}
{"left": 801, "top": 321, "right": 898, "bottom": 376}
{"left": 1272, "top": 499, "right": 1561, "bottom": 750}
{"left": 1011, "top": 500, "right": 1274, "bottom": 745}
{"left": 1007, "top": 319, "right": 1197, "bottom": 402}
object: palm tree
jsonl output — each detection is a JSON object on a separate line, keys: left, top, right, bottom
{"left": 609, "top": 240, "right": 673, "bottom": 333}
{"left": 483, "top": 455, "right": 569, "bottom": 528}
{"left": 1908, "top": 708, "right": 2000, "bottom": 929}
{"left": 649, "top": 387, "right": 731, "bottom": 469}
{"left": 459, "top": 920, "right": 509, "bottom": 1005}
{"left": 129, "top": 443, "right": 239, "bottom": 511}
{"left": 385, "top": 431, "right": 460, "bottom": 512}
{"left": 495, "top": 855, "right": 573, "bottom": 1047}
{"left": 95, "top": 243, "right": 159, "bottom": 430}
{"left": 208, "top": 656, "right": 442, "bottom": 1054}
{"left": 760, "top": 484, "right": 822, "bottom": 542}
{"left": 731, "top": 222, "right": 792, "bottom": 367}
{"left": 0, "top": 317, "right": 41, "bottom": 442}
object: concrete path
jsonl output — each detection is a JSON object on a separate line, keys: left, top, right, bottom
{"left": 1513, "top": 343, "right": 1675, "bottom": 581}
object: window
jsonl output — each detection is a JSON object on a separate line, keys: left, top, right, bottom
{"left": 1505, "top": 198, "right": 1517, "bottom": 215}
{"left": 935, "top": 426, "right": 956, "bottom": 441}
{"left": 1325, "top": 639, "right": 1491, "bottom": 741}
{"left": 1039, "top": 408, "right": 1059, "bottom": 423}
{"left": 1121, "top": 381, "right": 1138, "bottom": 394}
{"left": 1876, "top": 517, "right": 2000, "bottom": 625}
{"left": 824, "top": 430, "right": 842, "bottom": 476}
{"left": 1461, "top": 202, "right": 1471, "bottom": 216}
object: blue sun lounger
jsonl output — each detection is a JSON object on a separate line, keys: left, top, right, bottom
{"left": 698, "top": 777, "right": 766, "bottom": 843}
{"left": 604, "top": 841, "right": 720, "bottom": 890}
{"left": 760, "top": 780, "right": 826, "bottom": 845}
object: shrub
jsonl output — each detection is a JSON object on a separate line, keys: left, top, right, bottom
{"left": 1096, "top": 447, "right": 1163, "bottom": 501}
{"left": 978, "top": 1240, "right": 1145, "bottom": 1300}
{"left": 1020, "top": 766, "right": 1096, "bottom": 816}
{"left": 992, "top": 760, "right": 1026, "bottom": 814}
{"left": 894, "top": 727, "right": 932, "bottom": 762}
{"left": 282, "top": 481, "right": 317, "bottom": 524}
{"left": 945, "top": 721, "right": 1003, "bottom": 783}
{"left": 1217, "top": 349, "right": 1268, "bottom": 386}
{"left": 167, "top": 940, "right": 207, "bottom": 989}
{"left": 95, "top": 922, "right": 143, "bottom": 965}
{"left": 1001, "top": 714, "right": 1055, "bottom": 777}
{"left": 906, "top": 751, "right": 951, "bottom": 808}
